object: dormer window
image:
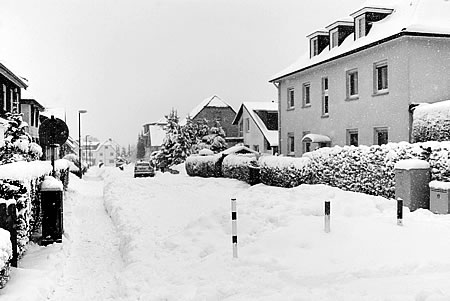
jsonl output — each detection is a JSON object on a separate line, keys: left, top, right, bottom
{"left": 307, "top": 31, "right": 329, "bottom": 58}
{"left": 326, "top": 20, "right": 354, "bottom": 49}
{"left": 350, "top": 7, "right": 393, "bottom": 40}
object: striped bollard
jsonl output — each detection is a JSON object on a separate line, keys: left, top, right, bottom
{"left": 397, "top": 197, "right": 403, "bottom": 226}
{"left": 324, "top": 201, "right": 331, "bottom": 233}
{"left": 231, "top": 198, "right": 238, "bottom": 258}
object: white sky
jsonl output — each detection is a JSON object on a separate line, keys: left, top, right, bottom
{"left": 0, "top": 0, "right": 363, "bottom": 147}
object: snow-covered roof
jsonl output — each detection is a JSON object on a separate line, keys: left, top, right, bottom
{"left": 270, "top": 0, "right": 450, "bottom": 82}
{"left": 41, "top": 107, "right": 66, "bottom": 121}
{"left": 143, "top": 117, "right": 167, "bottom": 127}
{"left": 233, "top": 102, "right": 279, "bottom": 147}
{"left": 148, "top": 123, "right": 166, "bottom": 147}
{"left": 220, "top": 144, "right": 259, "bottom": 156}
{"left": 186, "top": 95, "right": 234, "bottom": 120}
{"left": 0, "top": 60, "right": 28, "bottom": 89}
{"left": 302, "top": 133, "right": 331, "bottom": 143}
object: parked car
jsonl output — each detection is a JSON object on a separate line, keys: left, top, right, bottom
{"left": 134, "top": 161, "right": 155, "bottom": 178}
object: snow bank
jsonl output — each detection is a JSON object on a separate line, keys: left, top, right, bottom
{"left": 0, "top": 161, "right": 52, "bottom": 181}
{"left": 103, "top": 172, "right": 450, "bottom": 300}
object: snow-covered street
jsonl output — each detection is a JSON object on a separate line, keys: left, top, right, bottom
{"left": 3, "top": 165, "right": 450, "bottom": 300}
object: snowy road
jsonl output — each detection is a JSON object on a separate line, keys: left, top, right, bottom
{"left": 47, "top": 173, "right": 124, "bottom": 301}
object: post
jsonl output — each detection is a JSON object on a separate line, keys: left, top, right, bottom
{"left": 85, "top": 135, "right": 89, "bottom": 167}
{"left": 324, "top": 201, "right": 331, "bottom": 233}
{"left": 231, "top": 198, "right": 238, "bottom": 258}
{"left": 78, "top": 110, "right": 87, "bottom": 178}
{"left": 397, "top": 197, "right": 403, "bottom": 226}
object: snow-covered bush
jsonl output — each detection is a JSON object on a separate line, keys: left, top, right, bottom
{"left": 0, "top": 228, "right": 11, "bottom": 288}
{"left": 185, "top": 154, "right": 223, "bottom": 177}
{"left": 222, "top": 154, "right": 258, "bottom": 183}
{"left": 412, "top": 100, "right": 450, "bottom": 142}
{"left": 259, "top": 156, "right": 313, "bottom": 188}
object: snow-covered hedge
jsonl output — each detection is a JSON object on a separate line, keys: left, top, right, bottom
{"left": 259, "top": 156, "right": 313, "bottom": 188}
{"left": 412, "top": 100, "right": 450, "bottom": 142}
{"left": 185, "top": 155, "right": 223, "bottom": 177}
{"left": 221, "top": 154, "right": 258, "bottom": 183}
{"left": 0, "top": 160, "right": 70, "bottom": 266}
{"left": 0, "top": 229, "right": 11, "bottom": 288}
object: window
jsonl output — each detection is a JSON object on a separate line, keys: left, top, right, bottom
{"left": 346, "top": 70, "right": 359, "bottom": 99}
{"left": 110, "top": 152, "right": 114, "bottom": 156}
{"left": 13, "top": 89, "right": 19, "bottom": 112}
{"left": 287, "top": 133, "right": 295, "bottom": 155}
{"left": 99, "top": 153, "right": 103, "bottom": 156}
{"left": 8, "top": 89, "right": 12, "bottom": 112}
{"left": 287, "top": 88, "right": 295, "bottom": 109}
{"left": 374, "top": 128, "right": 388, "bottom": 145}
{"left": 374, "top": 61, "right": 388, "bottom": 93}
{"left": 105, "top": 146, "right": 108, "bottom": 150}
{"left": 310, "top": 37, "right": 319, "bottom": 57}
{"left": 302, "top": 131, "right": 311, "bottom": 154}
{"left": 330, "top": 28, "right": 339, "bottom": 48}
{"left": 238, "top": 121, "right": 243, "bottom": 136}
{"left": 30, "top": 106, "right": 35, "bottom": 126}
{"left": 245, "top": 118, "right": 250, "bottom": 132}
{"left": 253, "top": 145, "right": 260, "bottom": 152}
{"left": 355, "top": 15, "right": 366, "bottom": 39}
{"left": 109, "top": 160, "right": 114, "bottom": 164}
{"left": 322, "top": 77, "right": 329, "bottom": 116}
{"left": 302, "top": 83, "right": 311, "bottom": 107}
{"left": 347, "top": 129, "right": 359, "bottom": 146}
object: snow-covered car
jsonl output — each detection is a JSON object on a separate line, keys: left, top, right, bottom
{"left": 134, "top": 161, "right": 155, "bottom": 178}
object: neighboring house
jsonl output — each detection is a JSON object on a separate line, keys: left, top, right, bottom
{"left": 86, "top": 139, "right": 120, "bottom": 167}
{"left": 270, "top": 0, "right": 450, "bottom": 156}
{"left": 20, "top": 98, "right": 45, "bottom": 143}
{"left": 0, "top": 62, "right": 27, "bottom": 118}
{"left": 142, "top": 118, "right": 167, "bottom": 157}
{"left": 232, "top": 102, "right": 279, "bottom": 154}
{"left": 183, "top": 95, "right": 242, "bottom": 146}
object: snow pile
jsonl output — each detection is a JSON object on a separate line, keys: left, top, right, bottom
{"left": 40, "top": 176, "right": 63, "bottom": 191}
{"left": 104, "top": 171, "right": 450, "bottom": 300}
{"left": 413, "top": 100, "right": 450, "bottom": 142}
{"left": 0, "top": 161, "right": 52, "bottom": 181}
{"left": 394, "top": 159, "right": 430, "bottom": 170}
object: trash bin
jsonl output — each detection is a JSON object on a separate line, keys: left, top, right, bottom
{"left": 394, "top": 159, "right": 430, "bottom": 211}
{"left": 40, "top": 176, "right": 64, "bottom": 245}
{"left": 429, "top": 181, "right": 450, "bottom": 214}
{"left": 247, "top": 163, "right": 261, "bottom": 186}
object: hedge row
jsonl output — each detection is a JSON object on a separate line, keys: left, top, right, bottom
{"left": 185, "top": 141, "right": 450, "bottom": 200}
{"left": 185, "top": 155, "right": 223, "bottom": 177}
{"left": 0, "top": 160, "right": 70, "bottom": 288}
{"left": 222, "top": 154, "right": 257, "bottom": 183}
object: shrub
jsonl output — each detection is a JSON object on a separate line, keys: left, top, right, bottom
{"left": 413, "top": 100, "right": 450, "bottom": 142}
{"left": 222, "top": 154, "right": 257, "bottom": 183}
{"left": 185, "top": 154, "right": 223, "bottom": 177}
{"left": 259, "top": 156, "right": 312, "bottom": 188}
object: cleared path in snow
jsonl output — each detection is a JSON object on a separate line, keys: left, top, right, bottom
{"left": 47, "top": 172, "right": 124, "bottom": 301}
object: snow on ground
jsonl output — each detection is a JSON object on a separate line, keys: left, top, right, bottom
{"left": 103, "top": 164, "right": 450, "bottom": 300}
{"left": 3, "top": 164, "right": 450, "bottom": 300}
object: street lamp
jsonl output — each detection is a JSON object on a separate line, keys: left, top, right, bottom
{"left": 85, "top": 134, "right": 90, "bottom": 167}
{"left": 78, "top": 109, "right": 87, "bottom": 178}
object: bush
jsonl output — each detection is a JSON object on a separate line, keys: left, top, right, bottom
{"left": 259, "top": 156, "right": 313, "bottom": 188}
{"left": 222, "top": 154, "right": 257, "bottom": 183}
{"left": 185, "top": 154, "right": 223, "bottom": 177}
{"left": 413, "top": 100, "right": 450, "bottom": 142}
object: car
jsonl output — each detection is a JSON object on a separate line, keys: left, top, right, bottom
{"left": 134, "top": 161, "right": 155, "bottom": 178}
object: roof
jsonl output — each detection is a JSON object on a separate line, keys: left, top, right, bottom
{"left": 270, "top": 0, "right": 450, "bottom": 82}
{"left": 233, "top": 102, "right": 279, "bottom": 147}
{"left": 220, "top": 144, "right": 260, "bottom": 156}
{"left": 0, "top": 61, "right": 28, "bottom": 89}
{"left": 20, "top": 98, "right": 45, "bottom": 111}
{"left": 143, "top": 117, "right": 167, "bottom": 127}
{"left": 188, "top": 95, "right": 234, "bottom": 119}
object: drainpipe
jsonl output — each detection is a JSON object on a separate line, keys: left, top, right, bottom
{"left": 272, "top": 81, "right": 281, "bottom": 155}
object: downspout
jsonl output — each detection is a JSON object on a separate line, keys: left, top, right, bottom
{"left": 272, "top": 81, "right": 281, "bottom": 155}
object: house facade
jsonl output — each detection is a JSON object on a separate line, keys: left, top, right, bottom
{"left": 0, "top": 62, "right": 27, "bottom": 118}
{"left": 142, "top": 118, "right": 167, "bottom": 157}
{"left": 270, "top": 0, "right": 450, "bottom": 156}
{"left": 183, "top": 95, "right": 242, "bottom": 146}
{"left": 84, "top": 139, "right": 120, "bottom": 167}
{"left": 232, "top": 102, "right": 279, "bottom": 154}
{"left": 20, "top": 98, "right": 44, "bottom": 142}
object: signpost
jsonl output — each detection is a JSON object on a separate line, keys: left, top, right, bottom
{"left": 38, "top": 116, "right": 69, "bottom": 174}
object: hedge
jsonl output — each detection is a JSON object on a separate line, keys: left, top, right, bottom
{"left": 221, "top": 154, "right": 258, "bottom": 183}
{"left": 185, "top": 154, "right": 223, "bottom": 177}
{"left": 259, "top": 155, "right": 312, "bottom": 188}
{"left": 412, "top": 100, "right": 450, "bottom": 142}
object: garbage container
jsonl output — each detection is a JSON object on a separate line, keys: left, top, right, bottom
{"left": 247, "top": 162, "right": 261, "bottom": 186}
{"left": 429, "top": 181, "right": 450, "bottom": 214}
{"left": 40, "top": 176, "right": 64, "bottom": 245}
{"left": 394, "top": 159, "right": 430, "bottom": 211}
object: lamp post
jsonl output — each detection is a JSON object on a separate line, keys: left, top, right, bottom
{"left": 78, "top": 110, "right": 87, "bottom": 178}
{"left": 85, "top": 134, "right": 90, "bottom": 167}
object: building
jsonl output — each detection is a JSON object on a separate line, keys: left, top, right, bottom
{"left": 183, "top": 95, "right": 242, "bottom": 146}
{"left": 0, "top": 62, "right": 27, "bottom": 118}
{"left": 142, "top": 118, "right": 167, "bottom": 157}
{"left": 20, "top": 98, "right": 45, "bottom": 142}
{"left": 83, "top": 139, "right": 120, "bottom": 167}
{"left": 232, "top": 102, "right": 279, "bottom": 154}
{"left": 270, "top": 0, "right": 450, "bottom": 156}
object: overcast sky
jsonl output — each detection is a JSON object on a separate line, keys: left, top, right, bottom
{"left": 0, "top": 0, "right": 363, "bottom": 147}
